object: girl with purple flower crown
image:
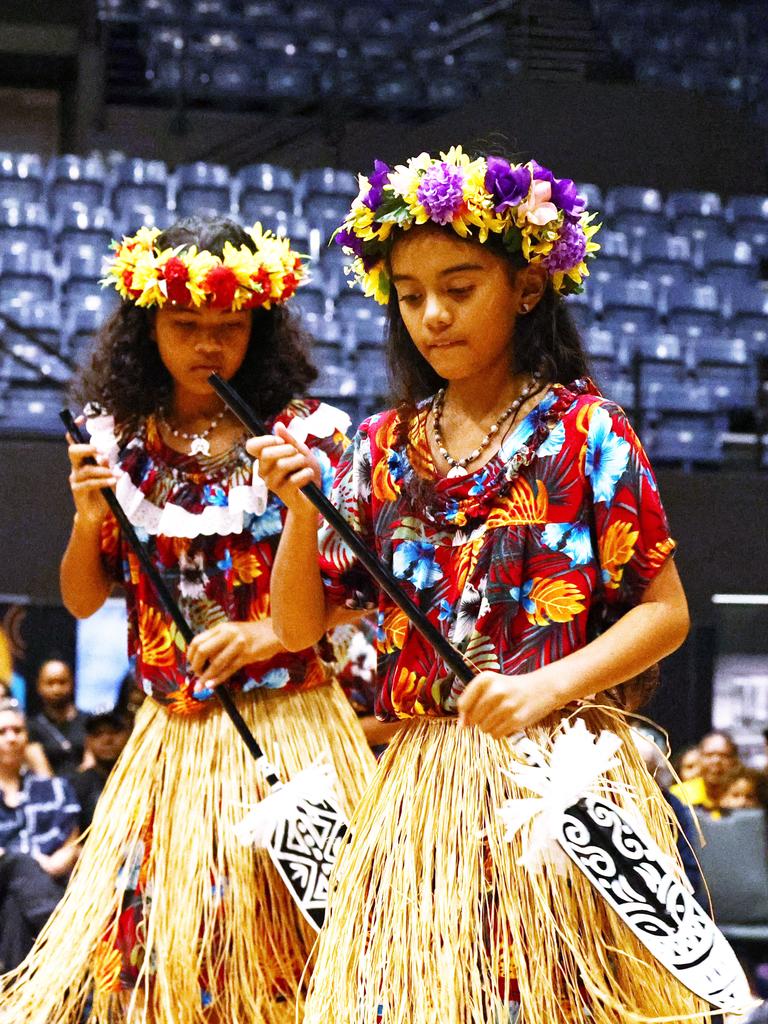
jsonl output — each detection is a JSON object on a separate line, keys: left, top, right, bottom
{"left": 247, "top": 149, "right": 709, "bottom": 1023}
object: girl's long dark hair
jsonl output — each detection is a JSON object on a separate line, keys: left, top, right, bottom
{"left": 385, "top": 228, "right": 590, "bottom": 408}
{"left": 72, "top": 216, "right": 317, "bottom": 436}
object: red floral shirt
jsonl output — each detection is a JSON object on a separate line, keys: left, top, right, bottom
{"left": 97, "top": 399, "right": 350, "bottom": 714}
{"left": 319, "top": 380, "right": 676, "bottom": 721}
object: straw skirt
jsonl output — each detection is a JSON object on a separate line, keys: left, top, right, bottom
{"left": 303, "top": 706, "right": 711, "bottom": 1024}
{"left": 0, "top": 680, "right": 376, "bottom": 1024}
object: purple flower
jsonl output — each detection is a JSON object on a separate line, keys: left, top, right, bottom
{"left": 530, "top": 160, "right": 584, "bottom": 220}
{"left": 485, "top": 157, "right": 531, "bottom": 212}
{"left": 334, "top": 227, "right": 364, "bottom": 258}
{"left": 363, "top": 159, "right": 390, "bottom": 210}
{"left": 545, "top": 220, "right": 588, "bottom": 273}
{"left": 416, "top": 162, "right": 466, "bottom": 224}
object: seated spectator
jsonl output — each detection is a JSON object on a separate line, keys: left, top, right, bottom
{"left": 27, "top": 658, "right": 89, "bottom": 777}
{"left": 672, "top": 743, "right": 701, "bottom": 783}
{"left": 670, "top": 730, "right": 740, "bottom": 818}
{"left": 71, "top": 707, "right": 132, "bottom": 832}
{"left": 115, "top": 667, "right": 146, "bottom": 723}
{"left": 720, "top": 767, "right": 764, "bottom": 811}
{"left": 0, "top": 697, "right": 80, "bottom": 971}
{"left": 0, "top": 681, "right": 52, "bottom": 777}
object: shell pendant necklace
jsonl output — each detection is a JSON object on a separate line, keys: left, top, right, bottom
{"left": 161, "top": 405, "right": 226, "bottom": 457}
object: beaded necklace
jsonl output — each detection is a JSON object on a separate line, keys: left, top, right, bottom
{"left": 432, "top": 374, "right": 540, "bottom": 478}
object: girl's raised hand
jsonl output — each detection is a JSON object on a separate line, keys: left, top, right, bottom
{"left": 246, "top": 423, "right": 322, "bottom": 516}
{"left": 67, "top": 432, "right": 120, "bottom": 530}
{"left": 457, "top": 668, "right": 561, "bottom": 738}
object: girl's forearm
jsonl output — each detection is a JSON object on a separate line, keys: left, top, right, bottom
{"left": 271, "top": 509, "right": 331, "bottom": 650}
{"left": 549, "top": 585, "right": 689, "bottom": 709}
{"left": 60, "top": 516, "right": 113, "bottom": 618}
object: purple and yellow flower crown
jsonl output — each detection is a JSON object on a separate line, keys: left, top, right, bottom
{"left": 101, "top": 223, "right": 306, "bottom": 311}
{"left": 333, "top": 146, "right": 600, "bottom": 305}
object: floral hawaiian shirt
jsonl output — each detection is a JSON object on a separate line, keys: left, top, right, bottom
{"left": 319, "top": 379, "right": 676, "bottom": 722}
{"left": 94, "top": 399, "right": 350, "bottom": 714}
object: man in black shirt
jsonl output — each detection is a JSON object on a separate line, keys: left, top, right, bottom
{"left": 27, "top": 660, "right": 88, "bottom": 777}
{"left": 71, "top": 708, "right": 132, "bottom": 831}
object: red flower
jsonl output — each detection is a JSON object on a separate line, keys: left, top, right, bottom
{"left": 279, "top": 272, "right": 298, "bottom": 301}
{"left": 121, "top": 270, "right": 141, "bottom": 297}
{"left": 243, "top": 265, "right": 272, "bottom": 309}
{"left": 163, "top": 256, "right": 191, "bottom": 305}
{"left": 204, "top": 265, "right": 239, "bottom": 308}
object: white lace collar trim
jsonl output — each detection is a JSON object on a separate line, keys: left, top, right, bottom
{"left": 85, "top": 401, "right": 349, "bottom": 538}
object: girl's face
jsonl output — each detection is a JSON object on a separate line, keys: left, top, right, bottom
{"left": 720, "top": 776, "right": 759, "bottom": 809}
{"left": 154, "top": 306, "right": 252, "bottom": 397}
{"left": 389, "top": 227, "right": 543, "bottom": 385}
{"left": 679, "top": 748, "right": 701, "bottom": 781}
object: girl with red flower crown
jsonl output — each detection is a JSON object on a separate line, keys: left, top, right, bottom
{"left": 247, "top": 150, "right": 718, "bottom": 1023}
{"left": 0, "top": 216, "right": 377, "bottom": 1024}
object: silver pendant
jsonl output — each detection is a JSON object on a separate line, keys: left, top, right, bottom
{"left": 446, "top": 464, "right": 468, "bottom": 479}
{"left": 189, "top": 436, "right": 210, "bottom": 457}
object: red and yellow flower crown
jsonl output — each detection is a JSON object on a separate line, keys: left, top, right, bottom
{"left": 101, "top": 223, "right": 306, "bottom": 310}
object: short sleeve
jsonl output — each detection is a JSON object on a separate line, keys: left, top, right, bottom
{"left": 586, "top": 402, "right": 676, "bottom": 612}
{"left": 318, "top": 423, "right": 378, "bottom": 610}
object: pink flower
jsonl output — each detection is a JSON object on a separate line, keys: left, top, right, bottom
{"left": 517, "top": 179, "right": 559, "bottom": 226}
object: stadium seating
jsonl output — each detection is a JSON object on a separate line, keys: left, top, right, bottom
{"left": 0, "top": 148, "right": 765, "bottom": 461}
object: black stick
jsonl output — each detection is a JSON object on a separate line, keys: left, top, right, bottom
{"left": 60, "top": 409, "right": 277, "bottom": 780}
{"left": 209, "top": 373, "right": 474, "bottom": 686}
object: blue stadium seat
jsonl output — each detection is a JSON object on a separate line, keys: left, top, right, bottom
{"left": 310, "top": 363, "right": 357, "bottom": 400}
{"left": 728, "top": 287, "right": 768, "bottom": 344}
{"left": 598, "top": 229, "right": 632, "bottom": 261}
{"left": 318, "top": 258, "right": 348, "bottom": 300}
{"left": 0, "top": 301, "right": 68, "bottom": 382}
{"left": 425, "top": 74, "right": 468, "bottom": 109}
{"left": 0, "top": 201, "right": 49, "bottom": 250}
{"left": 277, "top": 215, "right": 321, "bottom": 262}
{"left": 606, "top": 187, "right": 664, "bottom": 233}
{"left": 0, "top": 384, "right": 66, "bottom": 436}
{"left": 700, "top": 237, "right": 755, "bottom": 273}
{"left": 293, "top": 1, "right": 336, "bottom": 32}
{"left": 299, "top": 167, "right": 359, "bottom": 202}
{"left": 354, "top": 346, "right": 389, "bottom": 398}
{"left": 336, "top": 292, "right": 387, "bottom": 344}
{"left": 650, "top": 416, "right": 724, "bottom": 466}
{"left": 638, "top": 331, "right": 685, "bottom": 364}
{"left": 54, "top": 204, "right": 114, "bottom": 259}
{"left": 591, "top": 257, "right": 628, "bottom": 285}
{"left": 689, "top": 335, "right": 750, "bottom": 368}
{"left": 697, "top": 363, "right": 756, "bottom": 409}
{"left": 110, "top": 158, "right": 170, "bottom": 220}
{"left": 595, "top": 369, "right": 635, "bottom": 411}
{"left": 637, "top": 232, "right": 693, "bottom": 268}
{"left": 116, "top": 202, "right": 169, "bottom": 237}
{"left": 372, "top": 67, "right": 422, "bottom": 108}
{"left": 667, "top": 191, "right": 725, "bottom": 243}
{"left": 584, "top": 325, "right": 616, "bottom": 361}
{"left": 292, "top": 286, "right": 329, "bottom": 333}
{"left": 359, "top": 36, "right": 402, "bottom": 61}
{"left": 341, "top": 3, "right": 393, "bottom": 35}
{"left": 237, "top": 163, "right": 296, "bottom": 220}
{"left": 264, "top": 61, "right": 317, "bottom": 101}
{"left": 48, "top": 155, "right": 108, "bottom": 213}
{"left": 61, "top": 283, "right": 118, "bottom": 319}
{"left": 640, "top": 364, "right": 710, "bottom": 413}
{"left": 0, "top": 152, "right": 44, "bottom": 205}
{"left": 665, "top": 282, "right": 720, "bottom": 333}
{"left": 302, "top": 195, "right": 352, "bottom": 241}
{"left": 174, "top": 162, "right": 232, "bottom": 218}
{"left": 64, "top": 247, "right": 104, "bottom": 284}
{"left": 643, "top": 264, "right": 697, "bottom": 317}
{"left": 565, "top": 289, "right": 594, "bottom": 331}
{"left": 576, "top": 183, "right": 603, "bottom": 213}
{"left": 727, "top": 195, "right": 768, "bottom": 231}
{"left": 599, "top": 277, "right": 657, "bottom": 331}
{"left": 0, "top": 249, "right": 56, "bottom": 305}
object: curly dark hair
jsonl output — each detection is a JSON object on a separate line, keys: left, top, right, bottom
{"left": 72, "top": 216, "right": 318, "bottom": 436}
{"left": 384, "top": 226, "right": 591, "bottom": 409}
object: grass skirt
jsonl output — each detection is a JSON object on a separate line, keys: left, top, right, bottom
{"left": 0, "top": 680, "right": 375, "bottom": 1024}
{"left": 303, "top": 705, "right": 712, "bottom": 1024}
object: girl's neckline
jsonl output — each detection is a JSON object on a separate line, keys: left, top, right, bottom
{"left": 145, "top": 415, "right": 248, "bottom": 469}
{"left": 411, "top": 384, "right": 556, "bottom": 483}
